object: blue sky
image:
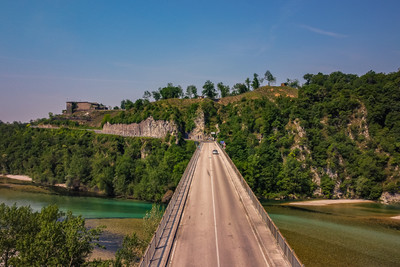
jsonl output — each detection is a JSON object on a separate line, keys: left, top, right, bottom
{"left": 1, "top": 0, "right": 399, "bottom": 122}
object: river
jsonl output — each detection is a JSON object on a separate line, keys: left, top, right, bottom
{"left": 264, "top": 201, "right": 400, "bottom": 267}
{"left": 1, "top": 187, "right": 400, "bottom": 266}
{"left": 0, "top": 187, "right": 152, "bottom": 218}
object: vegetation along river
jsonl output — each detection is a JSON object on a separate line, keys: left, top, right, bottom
{"left": 2, "top": 186, "right": 400, "bottom": 265}
{"left": 0, "top": 186, "right": 155, "bottom": 260}
{"left": 264, "top": 201, "right": 400, "bottom": 267}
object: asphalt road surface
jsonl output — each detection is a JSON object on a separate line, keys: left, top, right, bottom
{"left": 168, "top": 142, "right": 289, "bottom": 267}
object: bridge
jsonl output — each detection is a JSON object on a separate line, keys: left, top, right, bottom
{"left": 140, "top": 142, "right": 303, "bottom": 267}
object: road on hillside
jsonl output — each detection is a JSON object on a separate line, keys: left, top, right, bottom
{"left": 168, "top": 142, "right": 289, "bottom": 267}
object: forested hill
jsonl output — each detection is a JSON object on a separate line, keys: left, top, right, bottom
{"left": 0, "top": 124, "right": 196, "bottom": 202}
{"left": 103, "top": 69, "right": 399, "bottom": 202}
{"left": 217, "top": 70, "right": 400, "bottom": 202}
{"left": 3, "top": 70, "right": 400, "bottom": 203}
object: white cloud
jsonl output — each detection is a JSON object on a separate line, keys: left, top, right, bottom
{"left": 299, "top": 24, "right": 347, "bottom": 38}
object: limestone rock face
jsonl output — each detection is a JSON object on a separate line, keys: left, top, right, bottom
{"left": 188, "top": 111, "right": 205, "bottom": 141}
{"left": 102, "top": 116, "right": 177, "bottom": 138}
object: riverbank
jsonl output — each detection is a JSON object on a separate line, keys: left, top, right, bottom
{"left": 0, "top": 176, "right": 67, "bottom": 195}
{"left": 0, "top": 175, "right": 106, "bottom": 197}
{"left": 287, "top": 199, "right": 374, "bottom": 206}
{"left": 1, "top": 174, "right": 70, "bottom": 190}
{"left": 287, "top": 199, "right": 400, "bottom": 221}
{"left": 1, "top": 174, "right": 33, "bottom": 181}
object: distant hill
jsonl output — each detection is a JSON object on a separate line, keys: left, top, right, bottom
{"left": 28, "top": 70, "right": 400, "bottom": 203}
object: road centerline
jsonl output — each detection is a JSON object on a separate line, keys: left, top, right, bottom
{"left": 216, "top": 146, "right": 270, "bottom": 267}
{"left": 210, "top": 147, "right": 221, "bottom": 267}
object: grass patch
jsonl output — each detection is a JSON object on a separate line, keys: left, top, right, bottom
{"left": 86, "top": 218, "right": 146, "bottom": 261}
{"left": 86, "top": 218, "right": 145, "bottom": 239}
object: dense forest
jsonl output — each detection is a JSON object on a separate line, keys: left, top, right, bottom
{"left": 217, "top": 70, "right": 400, "bottom": 200}
{"left": 0, "top": 124, "right": 196, "bottom": 201}
{"left": 102, "top": 69, "right": 400, "bottom": 201}
{"left": 3, "top": 69, "right": 400, "bottom": 202}
{"left": 105, "top": 70, "right": 399, "bottom": 201}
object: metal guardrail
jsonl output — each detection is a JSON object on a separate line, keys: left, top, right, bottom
{"left": 140, "top": 144, "right": 201, "bottom": 267}
{"left": 218, "top": 143, "right": 304, "bottom": 267}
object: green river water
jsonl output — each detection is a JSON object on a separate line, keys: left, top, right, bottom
{"left": 1, "top": 188, "right": 399, "bottom": 266}
{"left": 264, "top": 201, "right": 400, "bottom": 267}
{"left": 0, "top": 188, "right": 152, "bottom": 218}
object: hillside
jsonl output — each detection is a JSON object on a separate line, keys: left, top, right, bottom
{"left": 218, "top": 85, "right": 298, "bottom": 105}
{"left": 14, "top": 70, "right": 400, "bottom": 203}
{"left": 35, "top": 86, "right": 297, "bottom": 129}
{"left": 216, "top": 70, "right": 400, "bottom": 202}
{"left": 0, "top": 124, "right": 196, "bottom": 202}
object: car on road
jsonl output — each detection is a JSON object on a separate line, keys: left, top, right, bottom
{"left": 212, "top": 149, "right": 219, "bottom": 155}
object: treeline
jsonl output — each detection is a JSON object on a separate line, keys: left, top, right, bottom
{"left": 0, "top": 123, "right": 196, "bottom": 201}
{"left": 216, "top": 70, "right": 400, "bottom": 199}
{"left": 118, "top": 70, "right": 297, "bottom": 105}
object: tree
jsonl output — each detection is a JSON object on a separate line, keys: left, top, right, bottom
{"left": 0, "top": 204, "right": 34, "bottom": 267}
{"left": 202, "top": 80, "right": 217, "bottom": 98}
{"left": 232, "top": 83, "right": 248, "bottom": 95}
{"left": 143, "top": 91, "right": 151, "bottom": 100}
{"left": 217, "top": 82, "right": 230, "bottom": 98}
{"left": 286, "top": 78, "right": 300, "bottom": 88}
{"left": 159, "top": 83, "right": 183, "bottom": 99}
{"left": 0, "top": 204, "right": 102, "bottom": 267}
{"left": 123, "top": 99, "right": 134, "bottom": 110}
{"left": 152, "top": 90, "right": 161, "bottom": 101}
{"left": 186, "top": 85, "right": 198, "bottom": 98}
{"left": 251, "top": 73, "right": 260, "bottom": 90}
{"left": 245, "top": 77, "right": 251, "bottom": 91}
{"left": 303, "top": 73, "right": 313, "bottom": 85}
{"left": 120, "top": 100, "right": 126, "bottom": 109}
{"left": 264, "top": 70, "right": 276, "bottom": 86}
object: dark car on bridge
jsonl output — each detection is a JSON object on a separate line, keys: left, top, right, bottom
{"left": 212, "top": 149, "right": 219, "bottom": 155}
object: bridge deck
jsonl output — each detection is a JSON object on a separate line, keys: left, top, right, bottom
{"left": 167, "top": 142, "right": 289, "bottom": 267}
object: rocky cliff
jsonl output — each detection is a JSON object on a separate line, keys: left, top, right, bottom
{"left": 102, "top": 116, "right": 178, "bottom": 138}
{"left": 187, "top": 110, "right": 205, "bottom": 141}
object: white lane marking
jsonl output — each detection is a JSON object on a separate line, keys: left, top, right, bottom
{"left": 217, "top": 144, "right": 270, "bottom": 267}
{"left": 169, "top": 238, "right": 178, "bottom": 265}
{"left": 210, "top": 144, "right": 221, "bottom": 267}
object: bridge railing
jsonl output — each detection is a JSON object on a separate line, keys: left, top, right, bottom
{"left": 140, "top": 144, "right": 201, "bottom": 267}
{"left": 218, "top": 143, "right": 304, "bottom": 267}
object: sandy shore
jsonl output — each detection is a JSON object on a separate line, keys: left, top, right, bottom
{"left": 1, "top": 174, "right": 33, "bottom": 181}
{"left": 1, "top": 174, "right": 67, "bottom": 188}
{"left": 391, "top": 215, "right": 400, "bottom": 220}
{"left": 288, "top": 199, "right": 374, "bottom": 206}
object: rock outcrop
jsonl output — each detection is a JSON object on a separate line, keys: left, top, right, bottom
{"left": 380, "top": 192, "right": 400, "bottom": 204}
{"left": 188, "top": 110, "right": 205, "bottom": 141}
{"left": 102, "top": 116, "right": 178, "bottom": 138}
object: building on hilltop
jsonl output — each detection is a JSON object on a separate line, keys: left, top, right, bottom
{"left": 65, "top": 101, "right": 108, "bottom": 114}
